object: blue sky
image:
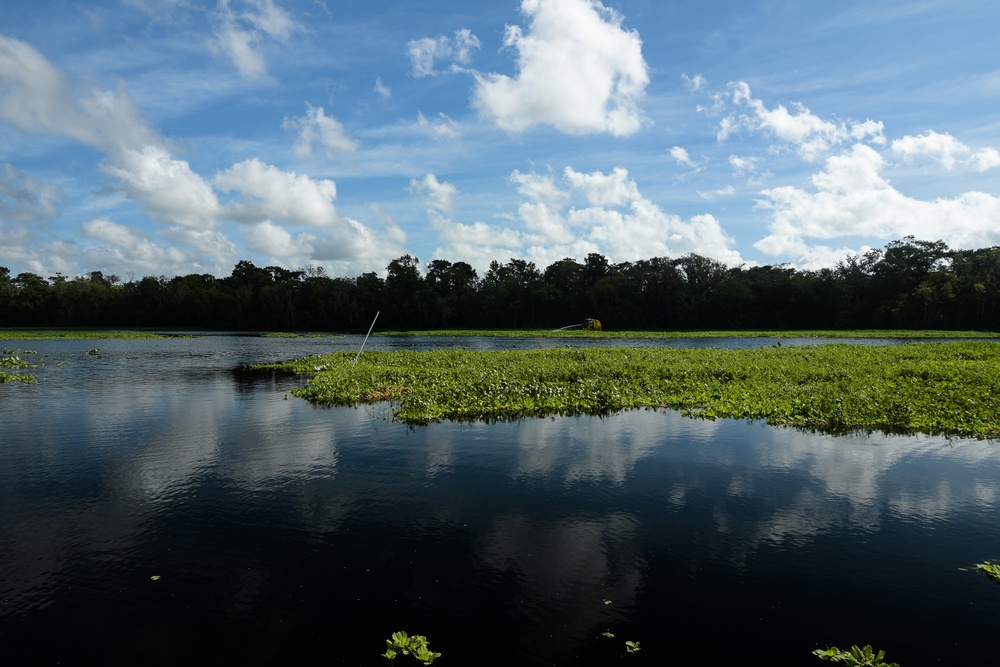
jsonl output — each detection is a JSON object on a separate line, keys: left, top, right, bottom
{"left": 2, "top": 0, "right": 998, "bottom": 280}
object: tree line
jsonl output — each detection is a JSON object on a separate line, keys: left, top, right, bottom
{"left": 2, "top": 237, "right": 999, "bottom": 332}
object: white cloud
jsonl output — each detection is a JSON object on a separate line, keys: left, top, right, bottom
{"left": 891, "top": 130, "right": 1000, "bottom": 172}
{"left": 669, "top": 146, "right": 697, "bottom": 169}
{"left": 754, "top": 143, "right": 1000, "bottom": 268}
{"left": 244, "top": 219, "right": 313, "bottom": 262}
{"left": 510, "top": 169, "right": 570, "bottom": 210}
{"left": 82, "top": 216, "right": 193, "bottom": 273}
{"left": 374, "top": 77, "right": 391, "bottom": 100}
{"left": 564, "top": 166, "right": 640, "bottom": 207}
{"left": 103, "top": 145, "right": 221, "bottom": 229}
{"left": 681, "top": 72, "right": 705, "bottom": 92}
{"left": 720, "top": 81, "right": 885, "bottom": 161}
{"left": 0, "top": 163, "right": 60, "bottom": 221}
{"left": 0, "top": 36, "right": 155, "bottom": 151}
{"left": 415, "top": 111, "right": 461, "bottom": 141}
{"left": 728, "top": 154, "right": 759, "bottom": 175}
{"left": 215, "top": 158, "right": 338, "bottom": 227}
{"left": 407, "top": 28, "right": 480, "bottom": 77}
{"left": 214, "top": 0, "right": 299, "bottom": 79}
{"left": 282, "top": 103, "right": 358, "bottom": 158}
{"left": 409, "top": 173, "right": 458, "bottom": 215}
{"left": 697, "top": 185, "right": 736, "bottom": 200}
{"left": 432, "top": 166, "right": 743, "bottom": 271}
{"left": 472, "top": 0, "right": 649, "bottom": 136}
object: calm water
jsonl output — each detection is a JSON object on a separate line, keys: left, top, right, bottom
{"left": 2, "top": 335, "right": 999, "bottom": 665}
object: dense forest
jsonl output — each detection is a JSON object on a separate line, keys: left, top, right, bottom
{"left": 2, "top": 237, "right": 999, "bottom": 332}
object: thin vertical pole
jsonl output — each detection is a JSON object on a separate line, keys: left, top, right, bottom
{"left": 353, "top": 311, "right": 380, "bottom": 367}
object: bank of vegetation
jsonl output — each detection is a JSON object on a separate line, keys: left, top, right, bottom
{"left": 259, "top": 342, "right": 1000, "bottom": 439}
{"left": 3, "top": 237, "right": 1000, "bottom": 333}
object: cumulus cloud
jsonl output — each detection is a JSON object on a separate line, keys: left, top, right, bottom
{"left": 472, "top": 0, "right": 649, "bottom": 136}
{"left": 83, "top": 216, "right": 193, "bottom": 273}
{"left": 407, "top": 28, "right": 480, "bottom": 77}
{"left": 374, "top": 77, "right": 391, "bottom": 100}
{"left": 720, "top": 81, "right": 885, "bottom": 161}
{"left": 215, "top": 158, "right": 338, "bottom": 227}
{"left": 432, "top": 165, "right": 743, "bottom": 271}
{"left": 510, "top": 169, "right": 570, "bottom": 210}
{"left": 891, "top": 130, "right": 1000, "bottom": 171}
{"left": 409, "top": 173, "right": 458, "bottom": 215}
{"left": 282, "top": 103, "right": 358, "bottom": 158}
{"left": 214, "top": 0, "right": 299, "bottom": 79}
{"left": 754, "top": 143, "right": 1000, "bottom": 268}
{"left": 103, "top": 145, "right": 221, "bottom": 229}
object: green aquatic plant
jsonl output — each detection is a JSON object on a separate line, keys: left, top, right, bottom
{"left": 974, "top": 560, "right": 1000, "bottom": 583}
{"left": 0, "top": 371, "right": 36, "bottom": 383}
{"left": 256, "top": 342, "right": 1000, "bottom": 438}
{"left": 86, "top": 348, "right": 100, "bottom": 355}
{"left": 377, "top": 329, "right": 1000, "bottom": 340}
{"left": 624, "top": 640, "right": 641, "bottom": 653}
{"left": 1, "top": 355, "right": 34, "bottom": 368}
{"left": 813, "top": 645, "right": 899, "bottom": 666}
{"left": 381, "top": 631, "right": 441, "bottom": 665}
{"left": 0, "top": 330, "right": 175, "bottom": 340}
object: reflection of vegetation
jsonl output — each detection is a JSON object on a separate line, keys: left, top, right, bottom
{"left": 257, "top": 341, "right": 1000, "bottom": 438}
{"left": 381, "top": 631, "right": 441, "bottom": 665}
{"left": 813, "top": 645, "right": 899, "bottom": 666}
{"left": 974, "top": 560, "right": 1000, "bottom": 583}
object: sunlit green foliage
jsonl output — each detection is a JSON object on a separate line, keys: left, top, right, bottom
{"left": 382, "top": 631, "right": 441, "bottom": 665}
{"left": 813, "top": 644, "right": 899, "bottom": 666}
{"left": 0, "top": 371, "right": 36, "bottom": 383}
{"left": 1, "top": 350, "right": 37, "bottom": 383}
{"left": 378, "top": 329, "right": 1000, "bottom": 339}
{"left": 974, "top": 560, "right": 1000, "bottom": 583}
{"left": 258, "top": 342, "right": 1000, "bottom": 438}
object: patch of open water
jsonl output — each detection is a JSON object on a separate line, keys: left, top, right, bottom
{"left": 1, "top": 335, "right": 999, "bottom": 665}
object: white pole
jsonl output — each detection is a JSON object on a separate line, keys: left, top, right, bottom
{"left": 353, "top": 311, "right": 380, "bottom": 367}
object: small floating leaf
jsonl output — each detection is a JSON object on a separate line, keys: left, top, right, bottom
{"left": 150, "top": 575, "right": 161, "bottom": 581}
{"left": 602, "top": 599, "right": 612, "bottom": 605}
{"left": 625, "top": 640, "right": 641, "bottom": 653}
{"left": 601, "top": 630, "right": 615, "bottom": 638}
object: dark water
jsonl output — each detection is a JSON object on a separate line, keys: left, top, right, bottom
{"left": 2, "top": 335, "right": 999, "bottom": 665}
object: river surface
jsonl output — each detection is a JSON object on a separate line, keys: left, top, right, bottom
{"left": 2, "top": 334, "right": 999, "bottom": 665}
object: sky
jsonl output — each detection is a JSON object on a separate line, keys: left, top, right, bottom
{"left": 1, "top": 0, "right": 999, "bottom": 281}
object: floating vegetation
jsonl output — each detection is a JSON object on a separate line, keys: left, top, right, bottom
{"left": 1, "top": 355, "right": 35, "bottom": 369}
{"left": 974, "top": 561, "right": 1000, "bottom": 583}
{"left": 813, "top": 644, "right": 900, "bottom": 666}
{"left": 378, "top": 329, "right": 1000, "bottom": 340}
{"left": 625, "top": 640, "right": 641, "bottom": 654}
{"left": 1, "top": 350, "right": 37, "bottom": 383}
{"left": 0, "top": 371, "right": 36, "bottom": 383}
{"left": 86, "top": 348, "right": 100, "bottom": 356}
{"left": 257, "top": 342, "right": 1000, "bottom": 438}
{"left": 0, "top": 330, "right": 175, "bottom": 340}
{"left": 382, "top": 631, "right": 441, "bottom": 665}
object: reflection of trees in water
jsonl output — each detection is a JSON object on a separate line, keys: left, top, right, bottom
{"left": 478, "top": 512, "right": 644, "bottom": 662}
